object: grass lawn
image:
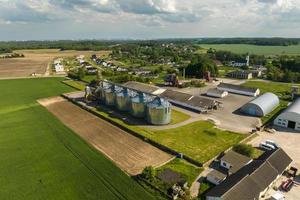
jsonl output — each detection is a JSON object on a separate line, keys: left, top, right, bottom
{"left": 170, "top": 109, "right": 190, "bottom": 125}
{"left": 92, "top": 106, "right": 244, "bottom": 164}
{"left": 200, "top": 44, "right": 300, "bottom": 56}
{"left": 217, "top": 66, "right": 236, "bottom": 77}
{"left": 0, "top": 78, "right": 154, "bottom": 200}
{"left": 62, "top": 79, "right": 86, "bottom": 90}
{"left": 156, "top": 158, "right": 202, "bottom": 185}
{"left": 242, "top": 80, "right": 298, "bottom": 124}
{"left": 142, "top": 121, "right": 246, "bottom": 163}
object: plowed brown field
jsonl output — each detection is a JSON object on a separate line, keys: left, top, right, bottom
{"left": 0, "top": 49, "right": 110, "bottom": 78}
{"left": 38, "top": 96, "right": 172, "bottom": 175}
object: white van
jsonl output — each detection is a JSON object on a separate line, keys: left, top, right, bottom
{"left": 259, "top": 142, "right": 276, "bottom": 151}
{"left": 265, "top": 140, "right": 279, "bottom": 148}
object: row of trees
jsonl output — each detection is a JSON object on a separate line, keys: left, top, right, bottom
{"left": 199, "top": 38, "right": 300, "bottom": 46}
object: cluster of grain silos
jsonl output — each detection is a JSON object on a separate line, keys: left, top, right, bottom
{"left": 94, "top": 81, "right": 171, "bottom": 125}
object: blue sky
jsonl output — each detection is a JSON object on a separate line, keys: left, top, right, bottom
{"left": 0, "top": 0, "right": 299, "bottom": 41}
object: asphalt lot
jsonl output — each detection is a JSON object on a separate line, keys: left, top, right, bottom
{"left": 160, "top": 81, "right": 260, "bottom": 133}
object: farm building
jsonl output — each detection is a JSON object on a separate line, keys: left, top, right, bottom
{"left": 146, "top": 97, "right": 171, "bottom": 125}
{"left": 206, "top": 88, "right": 228, "bottom": 98}
{"left": 226, "top": 70, "right": 253, "bottom": 80}
{"left": 159, "top": 89, "right": 221, "bottom": 113}
{"left": 206, "top": 148, "right": 292, "bottom": 200}
{"left": 123, "top": 81, "right": 166, "bottom": 95}
{"left": 274, "top": 98, "right": 300, "bottom": 131}
{"left": 241, "top": 93, "right": 279, "bottom": 117}
{"left": 93, "top": 80, "right": 172, "bottom": 125}
{"left": 220, "top": 150, "right": 252, "bottom": 174}
{"left": 217, "top": 83, "right": 260, "bottom": 97}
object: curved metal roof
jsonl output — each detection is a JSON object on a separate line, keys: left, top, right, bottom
{"left": 246, "top": 93, "right": 279, "bottom": 115}
{"left": 283, "top": 98, "right": 300, "bottom": 114}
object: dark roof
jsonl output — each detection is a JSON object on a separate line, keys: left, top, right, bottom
{"left": 218, "top": 83, "right": 258, "bottom": 93}
{"left": 206, "top": 148, "right": 292, "bottom": 199}
{"left": 221, "top": 151, "right": 252, "bottom": 174}
{"left": 222, "top": 175, "right": 260, "bottom": 200}
{"left": 207, "top": 169, "right": 227, "bottom": 181}
{"left": 123, "top": 81, "right": 159, "bottom": 94}
{"left": 159, "top": 89, "right": 217, "bottom": 111}
{"left": 157, "top": 168, "right": 184, "bottom": 184}
{"left": 227, "top": 70, "right": 252, "bottom": 75}
{"left": 258, "top": 148, "right": 293, "bottom": 174}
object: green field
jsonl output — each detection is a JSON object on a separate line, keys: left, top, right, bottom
{"left": 156, "top": 158, "right": 202, "bottom": 185}
{"left": 0, "top": 78, "right": 154, "bottom": 200}
{"left": 142, "top": 121, "right": 246, "bottom": 163}
{"left": 200, "top": 44, "right": 300, "bottom": 56}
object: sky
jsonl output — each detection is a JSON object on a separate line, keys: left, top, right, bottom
{"left": 0, "top": 0, "right": 299, "bottom": 41}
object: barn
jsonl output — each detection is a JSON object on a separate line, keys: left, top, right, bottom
{"left": 206, "top": 88, "right": 228, "bottom": 98}
{"left": 274, "top": 98, "right": 300, "bottom": 131}
{"left": 241, "top": 93, "right": 279, "bottom": 117}
{"left": 217, "top": 83, "right": 260, "bottom": 97}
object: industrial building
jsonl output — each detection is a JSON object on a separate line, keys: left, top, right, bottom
{"left": 226, "top": 71, "right": 253, "bottom": 80}
{"left": 92, "top": 80, "right": 171, "bottom": 125}
{"left": 217, "top": 83, "right": 260, "bottom": 97}
{"left": 206, "top": 148, "right": 292, "bottom": 200}
{"left": 241, "top": 93, "right": 279, "bottom": 117}
{"left": 146, "top": 97, "right": 171, "bottom": 125}
{"left": 123, "top": 81, "right": 165, "bottom": 95}
{"left": 274, "top": 98, "right": 300, "bottom": 131}
{"left": 206, "top": 88, "right": 228, "bottom": 98}
{"left": 159, "top": 89, "right": 221, "bottom": 113}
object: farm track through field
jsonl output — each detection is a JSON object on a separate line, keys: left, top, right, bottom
{"left": 38, "top": 97, "right": 173, "bottom": 176}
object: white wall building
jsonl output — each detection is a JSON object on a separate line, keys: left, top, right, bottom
{"left": 274, "top": 98, "right": 300, "bottom": 131}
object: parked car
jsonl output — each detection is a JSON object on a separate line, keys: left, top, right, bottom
{"left": 281, "top": 179, "right": 294, "bottom": 192}
{"left": 265, "top": 140, "right": 279, "bottom": 148}
{"left": 259, "top": 142, "right": 276, "bottom": 151}
{"left": 265, "top": 128, "right": 276, "bottom": 133}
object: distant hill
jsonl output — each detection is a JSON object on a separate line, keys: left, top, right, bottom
{"left": 198, "top": 38, "right": 300, "bottom": 46}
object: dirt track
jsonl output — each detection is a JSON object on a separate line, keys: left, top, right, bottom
{"left": 38, "top": 97, "right": 172, "bottom": 175}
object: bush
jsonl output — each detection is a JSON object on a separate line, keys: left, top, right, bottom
{"left": 142, "top": 166, "right": 155, "bottom": 181}
{"left": 232, "top": 144, "right": 254, "bottom": 158}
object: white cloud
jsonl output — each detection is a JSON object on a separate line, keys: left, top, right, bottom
{"left": 0, "top": 0, "right": 300, "bottom": 40}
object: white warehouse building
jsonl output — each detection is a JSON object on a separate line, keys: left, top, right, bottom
{"left": 274, "top": 98, "right": 300, "bottom": 131}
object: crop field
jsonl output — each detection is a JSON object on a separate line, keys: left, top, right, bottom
{"left": 0, "top": 78, "right": 154, "bottom": 200}
{"left": 200, "top": 44, "right": 300, "bottom": 56}
{"left": 38, "top": 96, "right": 172, "bottom": 175}
{"left": 0, "top": 49, "right": 110, "bottom": 78}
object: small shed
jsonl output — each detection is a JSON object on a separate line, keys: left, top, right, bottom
{"left": 206, "top": 88, "right": 228, "bottom": 98}
{"left": 220, "top": 150, "right": 252, "bottom": 174}
{"left": 206, "top": 170, "right": 227, "bottom": 185}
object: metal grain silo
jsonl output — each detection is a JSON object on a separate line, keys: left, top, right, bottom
{"left": 104, "top": 84, "right": 116, "bottom": 106}
{"left": 130, "top": 92, "right": 149, "bottom": 118}
{"left": 116, "top": 87, "right": 131, "bottom": 111}
{"left": 146, "top": 97, "right": 171, "bottom": 125}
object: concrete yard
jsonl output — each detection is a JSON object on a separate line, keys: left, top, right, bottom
{"left": 248, "top": 130, "right": 300, "bottom": 168}
{"left": 38, "top": 96, "right": 173, "bottom": 175}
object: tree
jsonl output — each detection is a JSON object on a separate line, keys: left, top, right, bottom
{"left": 141, "top": 166, "right": 155, "bottom": 181}
{"left": 185, "top": 55, "right": 218, "bottom": 78}
{"left": 78, "top": 67, "right": 85, "bottom": 80}
{"left": 232, "top": 144, "right": 254, "bottom": 158}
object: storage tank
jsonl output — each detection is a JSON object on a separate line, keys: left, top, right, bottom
{"left": 130, "top": 92, "right": 149, "bottom": 118}
{"left": 116, "top": 88, "right": 131, "bottom": 111}
{"left": 104, "top": 84, "right": 116, "bottom": 106}
{"left": 146, "top": 97, "right": 171, "bottom": 125}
